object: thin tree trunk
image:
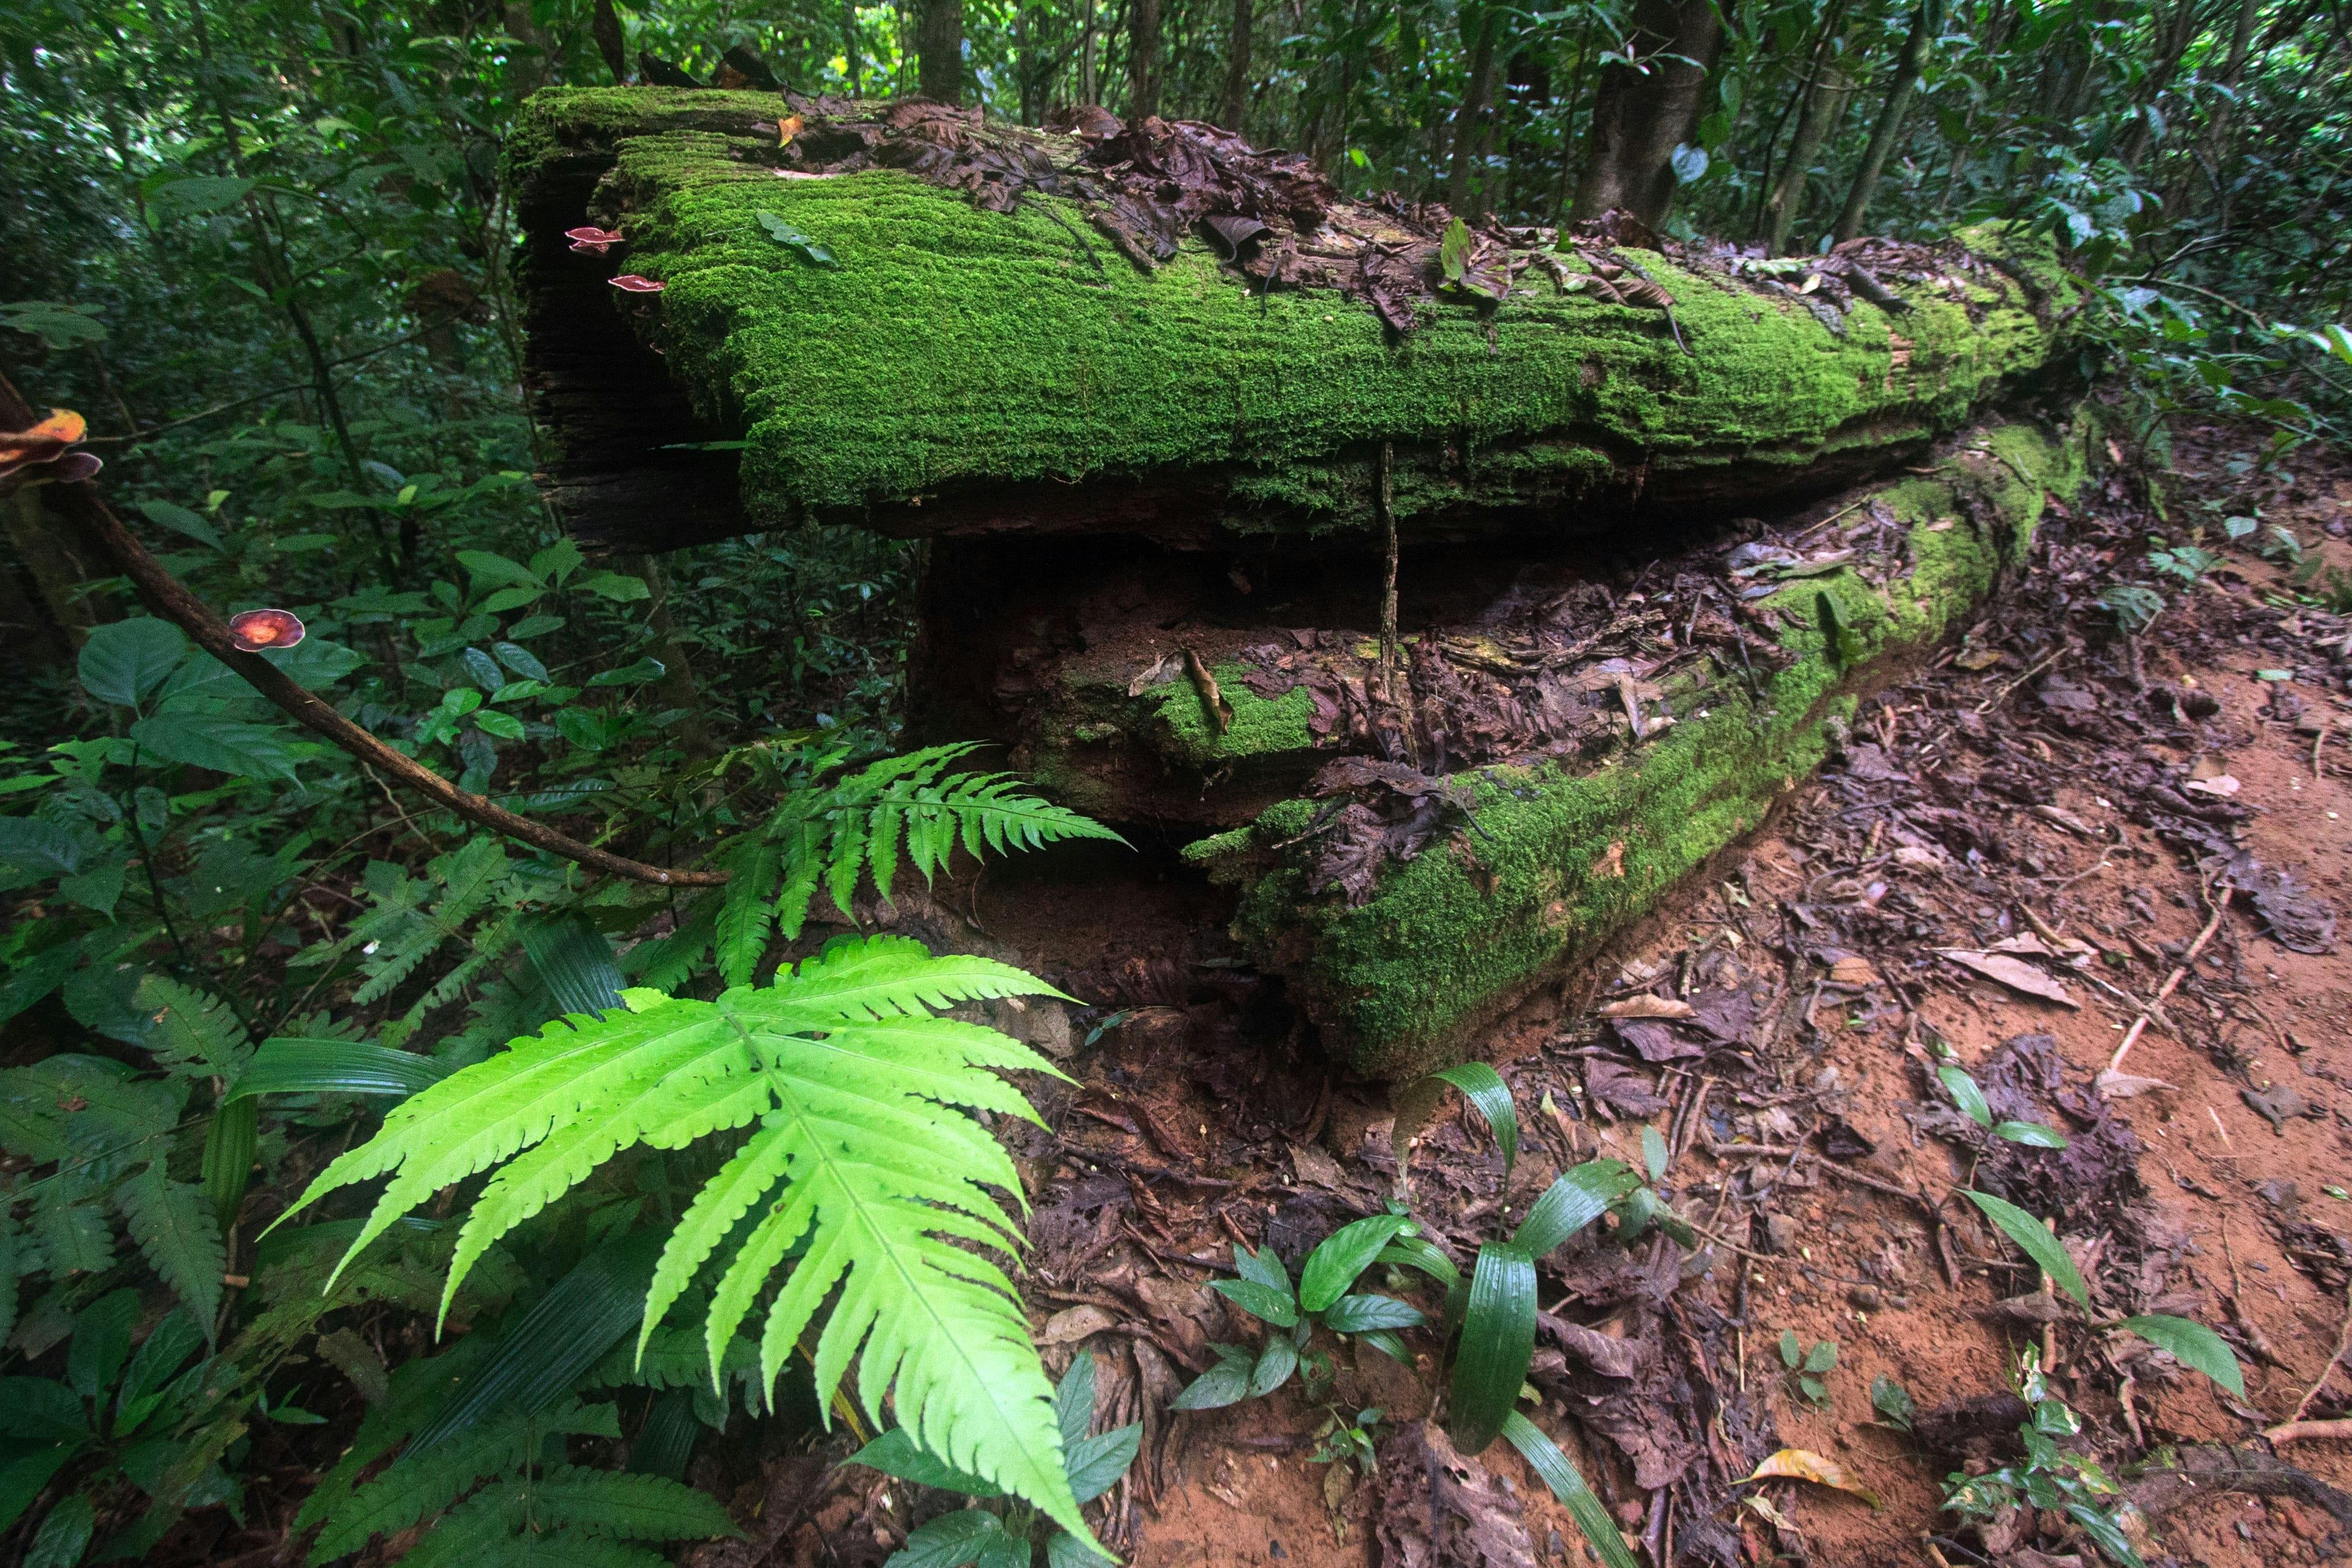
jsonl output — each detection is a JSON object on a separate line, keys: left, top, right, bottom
{"left": 1129, "top": 0, "right": 1160, "bottom": 119}
{"left": 589, "top": 0, "right": 627, "bottom": 82}
{"left": 843, "top": 0, "right": 864, "bottom": 95}
{"left": 1761, "top": 65, "right": 1850, "bottom": 254}
{"left": 1220, "top": 0, "right": 1253, "bottom": 130}
{"left": 1747, "top": 0, "right": 1846, "bottom": 241}
{"left": 1831, "top": 0, "right": 1938, "bottom": 242}
{"left": 917, "top": 0, "right": 963, "bottom": 103}
{"left": 3, "top": 488, "right": 111, "bottom": 655}
{"left": 1446, "top": 4, "right": 1502, "bottom": 213}
{"left": 1080, "top": 0, "right": 1096, "bottom": 104}
{"left": 1572, "top": 0, "right": 1728, "bottom": 227}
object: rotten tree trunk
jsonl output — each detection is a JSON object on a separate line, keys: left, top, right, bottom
{"left": 1572, "top": 0, "right": 1727, "bottom": 228}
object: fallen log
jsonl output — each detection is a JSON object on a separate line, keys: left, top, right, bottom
{"left": 509, "top": 88, "right": 2076, "bottom": 556}
{"left": 1177, "top": 412, "right": 2101, "bottom": 1079}
{"left": 509, "top": 87, "right": 2095, "bottom": 1080}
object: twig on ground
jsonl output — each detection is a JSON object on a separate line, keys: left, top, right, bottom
{"left": 2108, "top": 881, "right": 2230, "bottom": 1074}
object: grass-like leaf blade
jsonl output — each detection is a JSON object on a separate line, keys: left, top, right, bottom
{"left": 1502, "top": 1411, "right": 1640, "bottom": 1568}
{"left": 1447, "top": 1241, "right": 1535, "bottom": 1454}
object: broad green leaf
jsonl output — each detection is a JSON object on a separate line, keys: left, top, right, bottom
{"left": 1210, "top": 1277, "right": 1298, "bottom": 1327}
{"left": 200, "top": 1097, "right": 258, "bottom": 1228}
{"left": 1320, "top": 1293, "right": 1427, "bottom": 1333}
{"left": 1963, "top": 1190, "right": 2089, "bottom": 1308}
{"left": 1231, "top": 1241, "right": 1292, "bottom": 1298}
{"left": 1299, "top": 1213, "right": 1414, "bottom": 1313}
{"left": 2118, "top": 1314, "right": 2245, "bottom": 1398}
{"left": 1503, "top": 1412, "right": 1640, "bottom": 1568}
{"left": 67, "top": 1289, "right": 139, "bottom": 1400}
{"left": 1063, "top": 1422, "right": 1140, "bottom": 1503}
{"left": 754, "top": 210, "right": 839, "bottom": 266}
{"left": 1045, "top": 1530, "right": 1117, "bottom": 1568}
{"left": 1804, "top": 1340, "right": 1838, "bottom": 1374}
{"left": 454, "top": 549, "right": 543, "bottom": 592}
{"left": 1447, "top": 1242, "right": 1536, "bottom": 1454}
{"left": 1513, "top": 1160, "right": 1638, "bottom": 1257}
{"left": 849, "top": 1428, "right": 1003, "bottom": 1498}
{"left": 1430, "top": 1062, "right": 1517, "bottom": 1178}
{"left": 1376, "top": 1235, "right": 1461, "bottom": 1287}
{"left": 24, "top": 1492, "right": 93, "bottom": 1568}
{"left": 1994, "top": 1120, "right": 2069, "bottom": 1148}
{"left": 1641, "top": 1125, "right": 1669, "bottom": 1182}
{"left": 886, "top": 1508, "right": 1007, "bottom": 1568}
{"left": 136, "top": 500, "right": 223, "bottom": 550}
{"left": 1249, "top": 1334, "right": 1299, "bottom": 1397}
{"left": 128, "top": 715, "right": 298, "bottom": 781}
{"left": 575, "top": 570, "right": 651, "bottom": 602}
{"left": 78, "top": 618, "right": 186, "bottom": 709}
{"left": 1869, "top": 1373, "right": 1916, "bottom": 1430}
{"left": 0, "top": 818, "right": 86, "bottom": 877}
{"left": 1169, "top": 1357, "right": 1253, "bottom": 1410}
{"left": 1938, "top": 1065, "right": 1994, "bottom": 1129}
{"left": 1054, "top": 1351, "right": 1096, "bottom": 1453}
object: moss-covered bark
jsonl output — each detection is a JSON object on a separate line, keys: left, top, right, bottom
{"left": 510, "top": 87, "right": 2075, "bottom": 551}
{"left": 1183, "top": 414, "right": 2099, "bottom": 1080}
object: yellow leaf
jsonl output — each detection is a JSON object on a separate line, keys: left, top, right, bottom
{"left": 1741, "top": 1448, "right": 1883, "bottom": 1508}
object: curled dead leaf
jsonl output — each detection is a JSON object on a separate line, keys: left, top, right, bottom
{"left": 1937, "top": 949, "right": 2079, "bottom": 1008}
{"left": 1741, "top": 1448, "right": 1882, "bottom": 1508}
{"left": 1038, "top": 1303, "right": 1120, "bottom": 1345}
{"left": 1597, "top": 994, "right": 1695, "bottom": 1020}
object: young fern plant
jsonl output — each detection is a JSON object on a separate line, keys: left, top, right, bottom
{"left": 273, "top": 754, "right": 1127, "bottom": 1552}
{"left": 667, "top": 743, "right": 1128, "bottom": 989}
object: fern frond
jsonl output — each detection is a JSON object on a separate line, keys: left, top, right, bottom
{"left": 301, "top": 935, "right": 1094, "bottom": 1549}
{"left": 714, "top": 839, "right": 780, "bottom": 989}
{"left": 133, "top": 975, "right": 253, "bottom": 1079}
{"left": 115, "top": 1164, "right": 224, "bottom": 1332}
{"left": 271, "top": 1002, "right": 748, "bottom": 1306}
{"left": 517, "top": 1464, "right": 741, "bottom": 1539}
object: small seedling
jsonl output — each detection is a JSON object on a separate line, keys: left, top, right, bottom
{"left": 1941, "top": 1349, "right": 2142, "bottom": 1568}
{"left": 1311, "top": 1404, "right": 1386, "bottom": 1475}
{"left": 854, "top": 1351, "right": 1139, "bottom": 1567}
{"left": 1172, "top": 1213, "right": 1430, "bottom": 1411}
{"left": 1779, "top": 1330, "right": 1838, "bottom": 1406}
{"left": 1869, "top": 1373, "right": 1917, "bottom": 1431}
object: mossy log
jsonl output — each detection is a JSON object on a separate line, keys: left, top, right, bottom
{"left": 510, "top": 87, "right": 2075, "bottom": 555}
{"left": 1169, "top": 413, "right": 2101, "bottom": 1080}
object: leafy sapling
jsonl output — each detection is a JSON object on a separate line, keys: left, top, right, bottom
{"left": 853, "top": 1351, "right": 1139, "bottom": 1568}
{"left": 1172, "top": 1212, "right": 1431, "bottom": 1410}
{"left": 1933, "top": 1051, "right": 2070, "bottom": 1148}
{"left": 1779, "top": 1330, "right": 1838, "bottom": 1408}
{"left": 1941, "top": 1349, "right": 2145, "bottom": 1568}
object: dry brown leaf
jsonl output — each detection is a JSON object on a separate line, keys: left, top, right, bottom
{"left": 1827, "top": 955, "right": 1881, "bottom": 987}
{"left": 1741, "top": 1448, "right": 1883, "bottom": 1508}
{"left": 2093, "top": 1068, "right": 2176, "bottom": 1099}
{"left": 1039, "top": 1303, "right": 1120, "bottom": 1345}
{"left": 777, "top": 113, "right": 804, "bottom": 145}
{"left": 1597, "top": 995, "right": 1696, "bottom": 1020}
{"left": 1937, "top": 949, "right": 2079, "bottom": 1008}
{"left": 2182, "top": 774, "right": 2241, "bottom": 797}
{"left": 1953, "top": 645, "right": 2002, "bottom": 669}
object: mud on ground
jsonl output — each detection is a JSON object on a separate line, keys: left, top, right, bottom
{"left": 690, "top": 422, "right": 2352, "bottom": 1568}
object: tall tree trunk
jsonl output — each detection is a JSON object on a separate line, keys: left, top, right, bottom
{"left": 3, "top": 487, "right": 112, "bottom": 657}
{"left": 1760, "top": 65, "right": 1850, "bottom": 253}
{"left": 1580, "top": 0, "right": 1731, "bottom": 227}
{"left": 1572, "top": 0, "right": 1727, "bottom": 227}
{"left": 1831, "top": 0, "right": 1938, "bottom": 242}
{"left": 1446, "top": 4, "right": 1502, "bottom": 213}
{"left": 1219, "top": 0, "right": 1253, "bottom": 130}
{"left": 843, "top": 0, "right": 864, "bottom": 95}
{"left": 1129, "top": 0, "right": 1161, "bottom": 118}
{"left": 916, "top": 0, "right": 963, "bottom": 103}
{"left": 1080, "top": 0, "right": 1096, "bottom": 103}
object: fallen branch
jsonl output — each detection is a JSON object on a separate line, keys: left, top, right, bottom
{"left": 2266, "top": 1421, "right": 2352, "bottom": 1445}
{"left": 3, "top": 374, "right": 727, "bottom": 889}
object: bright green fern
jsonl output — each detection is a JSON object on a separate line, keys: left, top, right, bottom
{"left": 691, "top": 742, "right": 1128, "bottom": 988}
{"left": 274, "top": 933, "right": 1102, "bottom": 1549}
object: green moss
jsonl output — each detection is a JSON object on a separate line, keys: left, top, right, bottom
{"left": 1200, "top": 414, "right": 2094, "bottom": 1079}
{"left": 512, "top": 88, "right": 2071, "bottom": 538}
